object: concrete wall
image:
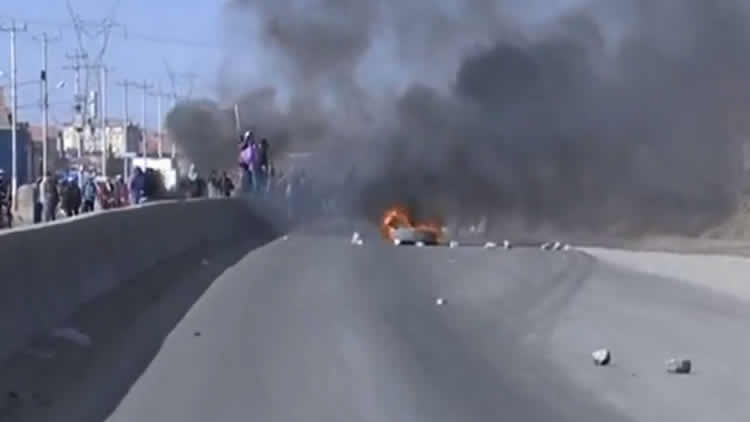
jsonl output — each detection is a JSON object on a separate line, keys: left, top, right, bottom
{"left": 0, "top": 198, "right": 272, "bottom": 363}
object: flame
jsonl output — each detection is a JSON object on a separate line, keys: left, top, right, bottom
{"left": 381, "top": 205, "right": 412, "bottom": 240}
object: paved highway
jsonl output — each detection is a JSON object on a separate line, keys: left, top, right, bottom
{"left": 106, "top": 227, "right": 750, "bottom": 422}
{"left": 4, "top": 224, "right": 750, "bottom": 421}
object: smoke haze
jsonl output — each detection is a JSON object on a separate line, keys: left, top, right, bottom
{"left": 167, "top": 0, "right": 750, "bottom": 235}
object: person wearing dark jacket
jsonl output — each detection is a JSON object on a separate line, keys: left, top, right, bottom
{"left": 255, "top": 138, "right": 270, "bottom": 194}
{"left": 0, "top": 169, "right": 11, "bottom": 227}
{"left": 61, "top": 178, "right": 82, "bottom": 217}
{"left": 130, "top": 167, "right": 146, "bottom": 204}
{"left": 42, "top": 172, "right": 59, "bottom": 222}
{"left": 220, "top": 171, "right": 235, "bottom": 197}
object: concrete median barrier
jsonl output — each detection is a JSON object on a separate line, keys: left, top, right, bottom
{"left": 0, "top": 198, "right": 275, "bottom": 364}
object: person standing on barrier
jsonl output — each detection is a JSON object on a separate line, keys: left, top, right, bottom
{"left": 256, "top": 138, "right": 270, "bottom": 195}
{"left": 238, "top": 131, "right": 255, "bottom": 194}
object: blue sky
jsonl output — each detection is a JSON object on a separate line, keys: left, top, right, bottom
{"left": 1, "top": 0, "right": 224, "bottom": 128}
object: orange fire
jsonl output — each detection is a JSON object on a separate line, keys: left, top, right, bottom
{"left": 381, "top": 205, "right": 412, "bottom": 240}
{"left": 381, "top": 205, "right": 443, "bottom": 241}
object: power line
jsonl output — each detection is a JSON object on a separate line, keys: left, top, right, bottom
{"left": 1, "top": 15, "right": 220, "bottom": 48}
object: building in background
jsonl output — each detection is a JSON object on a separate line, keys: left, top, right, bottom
{"left": 0, "top": 126, "right": 32, "bottom": 186}
{"left": 0, "top": 87, "right": 32, "bottom": 184}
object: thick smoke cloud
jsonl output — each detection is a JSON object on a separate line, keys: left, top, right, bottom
{"left": 168, "top": 0, "right": 750, "bottom": 235}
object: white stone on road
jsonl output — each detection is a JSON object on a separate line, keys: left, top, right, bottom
{"left": 666, "top": 358, "right": 692, "bottom": 374}
{"left": 592, "top": 349, "right": 611, "bottom": 366}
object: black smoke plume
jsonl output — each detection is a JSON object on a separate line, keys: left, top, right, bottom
{"left": 167, "top": 0, "right": 750, "bottom": 236}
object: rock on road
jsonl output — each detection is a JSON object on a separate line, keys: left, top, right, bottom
{"left": 5, "top": 226, "right": 750, "bottom": 421}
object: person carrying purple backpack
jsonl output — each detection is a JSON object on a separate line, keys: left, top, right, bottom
{"left": 238, "top": 131, "right": 256, "bottom": 193}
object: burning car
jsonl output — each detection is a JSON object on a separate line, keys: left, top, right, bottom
{"left": 381, "top": 205, "right": 442, "bottom": 245}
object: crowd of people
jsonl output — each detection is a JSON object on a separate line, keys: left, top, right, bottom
{"left": 35, "top": 170, "right": 133, "bottom": 223}
{"left": 0, "top": 129, "right": 321, "bottom": 230}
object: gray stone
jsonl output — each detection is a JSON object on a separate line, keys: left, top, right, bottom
{"left": 592, "top": 349, "right": 611, "bottom": 366}
{"left": 666, "top": 358, "right": 692, "bottom": 374}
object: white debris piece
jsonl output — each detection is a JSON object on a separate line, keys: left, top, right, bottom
{"left": 502, "top": 240, "right": 512, "bottom": 249}
{"left": 393, "top": 239, "right": 402, "bottom": 246}
{"left": 449, "top": 240, "right": 459, "bottom": 248}
{"left": 552, "top": 242, "right": 563, "bottom": 251}
{"left": 484, "top": 242, "right": 498, "bottom": 249}
{"left": 541, "top": 242, "right": 552, "bottom": 251}
{"left": 592, "top": 349, "right": 611, "bottom": 366}
{"left": 201, "top": 259, "right": 209, "bottom": 266}
{"left": 435, "top": 297, "right": 445, "bottom": 306}
{"left": 416, "top": 241, "right": 426, "bottom": 247}
{"left": 563, "top": 244, "right": 572, "bottom": 251}
{"left": 666, "top": 358, "right": 692, "bottom": 374}
{"left": 52, "top": 327, "right": 92, "bottom": 347}
{"left": 351, "top": 232, "right": 364, "bottom": 246}
{"left": 282, "top": 235, "right": 289, "bottom": 241}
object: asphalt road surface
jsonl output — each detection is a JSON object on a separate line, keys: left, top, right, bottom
{"left": 5, "top": 225, "right": 750, "bottom": 421}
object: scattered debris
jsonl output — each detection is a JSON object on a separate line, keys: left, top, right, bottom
{"left": 416, "top": 241, "right": 426, "bottom": 247}
{"left": 541, "top": 242, "right": 552, "bottom": 251}
{"left": 393, "top": 239, "right": 402, "bottom": 246}
{"left": 552, "top": 242, "right": 564, "bottom": 251}
{"left": 563, "top": 244, "right": 572, "bottom": 251}
{"left": 282, "top": 235, "right": 289, "bottom": 241}
{"left": 502, "top": 240, "right": 512, "bottom": 249}
{"left": 484, "top": 241, "right": 498, "bottom": 249}
{"left": 201, "top": 259, "right": 210, "bottom": 266}
{"left": 666, "top": 358, "right": 692, "bottom": 374}
{"left": 51, "top": 327, "right": 92, "bottom": 347}
{"left": 592, "top": 349, "right": 611, "bottom": 366}
{"left": 449, "top": 240, "right": 459, "bottom": 248}
{"left": 194, "top": 331, "right": 202, "bottom": 337}
{"left": 435, "top": 298, "right": 446, "bottom": 306}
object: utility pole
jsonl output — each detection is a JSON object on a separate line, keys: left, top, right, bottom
{"left": 1, "top": 19, "right": 28, "bottom": 205}
{"left": 64, "top": 50, "right": 88, "bottom": 158}
{"left": 118, "top": 81, "right": 152, "bottom": 168}
{"left": 100, "top": 66, "right": 112, "bottom": 176}
{"left": 170, "top": 94, "right": 177, "bottom": 158}
{"left": 34, "top": 32, "right": 60, "bottom": 177}
{"left": 116, "top": 80, "right": 132, "bottom": 124}
{"left": 148, "top": 85, "right": 171, "bottom": 159}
